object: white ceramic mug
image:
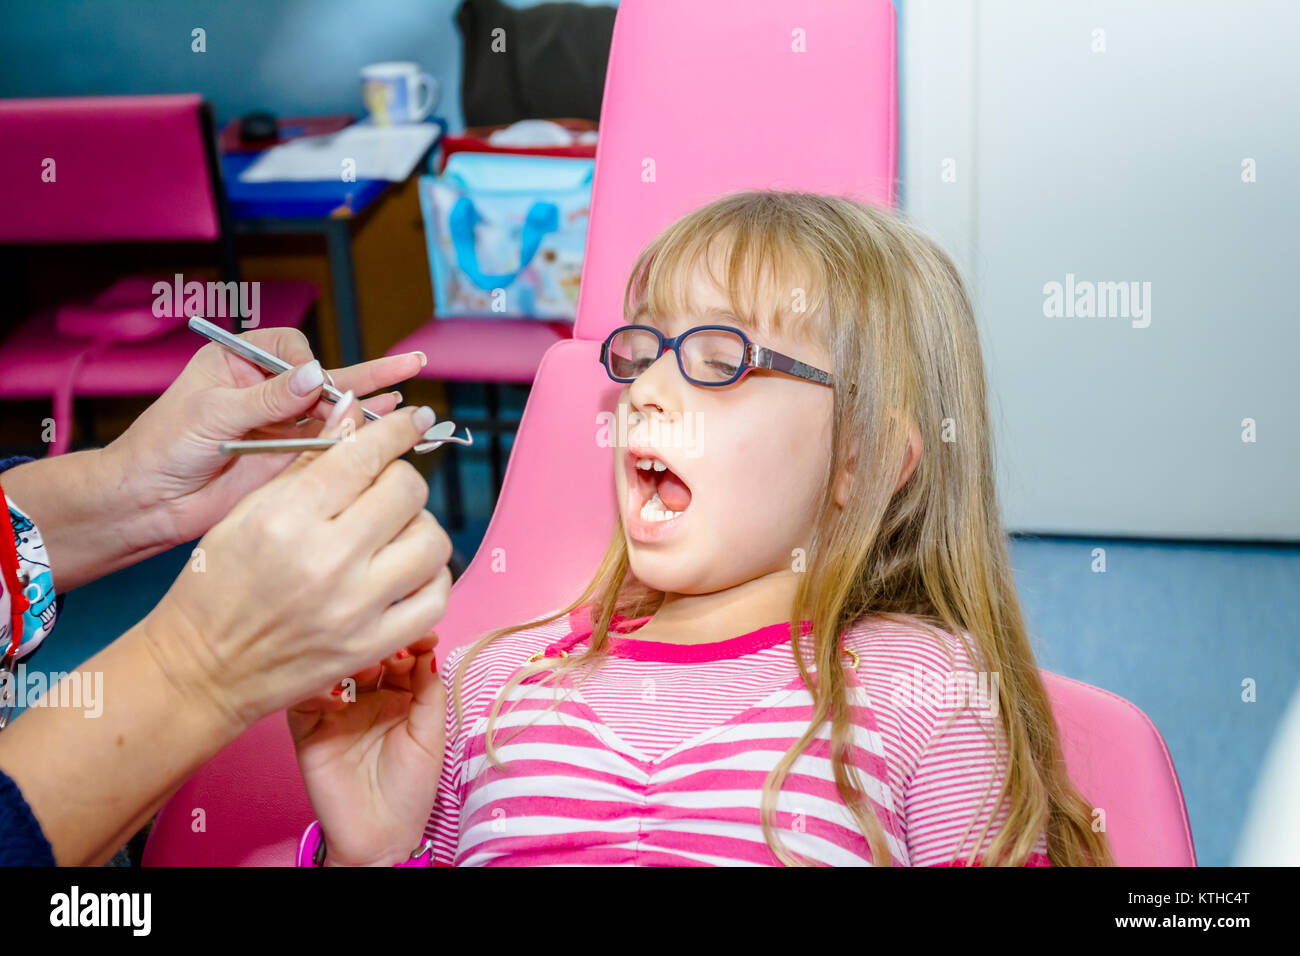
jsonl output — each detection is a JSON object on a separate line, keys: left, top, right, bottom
{"left": 360, "top": 62, "right": 438, "bottom": 124}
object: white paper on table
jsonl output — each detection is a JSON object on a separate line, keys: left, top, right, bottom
{"left": 237, "top": 123, "right": 440, "bottom": 183}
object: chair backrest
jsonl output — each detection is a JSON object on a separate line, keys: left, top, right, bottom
{"left": 1042, "top": 672, "right": 1196, "bottom": 864}
{"left": 574, "top": 0, "right": 897, "bottom": 343}
{"left": 0, "top": 94, "right": 223, "bottom": 243}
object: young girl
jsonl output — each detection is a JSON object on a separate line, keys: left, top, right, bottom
{"left": 288, "top": 190, "right": 1113, "bottom": 867}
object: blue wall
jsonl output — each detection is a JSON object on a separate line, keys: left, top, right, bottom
{"left": 2, "top": 0, "right": 1297, "bottom": 867}
{"left": 0, "top": 0, "right": 612, "bottom": 132}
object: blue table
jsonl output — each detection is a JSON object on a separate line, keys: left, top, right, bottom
{"left": 220, "top": 117, "right": 447, "bottom": 365}
{"left": 222, "top": 151, "right": 391, "bottom": 221}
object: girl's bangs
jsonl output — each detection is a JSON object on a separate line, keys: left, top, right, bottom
{"left": 627, "top": 223, "right": 828, "bottom": 344}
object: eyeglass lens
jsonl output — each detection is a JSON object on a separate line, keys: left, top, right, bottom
{"left": 607, "top": 328, "right": 746, "bottom": 384}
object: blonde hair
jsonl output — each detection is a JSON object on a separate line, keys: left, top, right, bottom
{"left": 449, "top": 190, "right": 1113, "bottom": 867}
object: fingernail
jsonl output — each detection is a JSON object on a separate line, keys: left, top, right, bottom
{"left": 324, "top": 390, "right": 355, "bottom": 430}
{"left": 413, "top": 405, "right": 436, "bottom": 432}
{"left": 411, "top": 351, "right": 428, "bottom": 369}
{"left": 395, "top": 648, "right": 410, "bottom": 660}
{"left": 389, "top": 390, "right": 403, "bottom": 405}
{"left": 289, "top": 360, "right": 324, "bottom": 397}
{"left": 330, "top": 686, "right": 343, "bottom": 696}
{"left": 430, "top": 653, "right": 439, "bottom": 674}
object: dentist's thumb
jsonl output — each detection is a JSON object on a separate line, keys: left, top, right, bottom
{"left": 224, "top": 359, "right": 327, "bottom": 433}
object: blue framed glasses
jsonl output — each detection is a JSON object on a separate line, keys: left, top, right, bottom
{"left": 599, "top": 324, "right": 836, "bottom": 389}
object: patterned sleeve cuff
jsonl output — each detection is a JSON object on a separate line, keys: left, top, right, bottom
{"left": 0, "top": 487, "right": 59, "bottom": 662}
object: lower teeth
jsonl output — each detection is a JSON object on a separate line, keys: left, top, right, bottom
{"left": 640, "top": 490, "right": 680, "bottom": 523}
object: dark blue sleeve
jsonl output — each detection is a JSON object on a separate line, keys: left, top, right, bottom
{"left": 0, "top": 766, "right": 56, "bottom": 865}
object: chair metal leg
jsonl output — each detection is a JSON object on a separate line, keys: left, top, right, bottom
{"left": 302, "top": 304, "right": 323, "bottom": 360}
{"left": 486, "top": 382, "right": 504, "bottom": 496}
{"left": 442, "top": 439, "right": 466, "bottom": 532}
{"left": 431, "top": 380, "right": 527, "bottom": 529}
{"left": 74, "top": 399, "right": 96, "bottom": 451}
{"left": 441, "top": 381, "right": 466, "bottom": 532}
{"left": 448, "top": 545, "right": 468, "bottom": 583}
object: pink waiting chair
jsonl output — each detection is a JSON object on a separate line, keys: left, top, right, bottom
{"left": 0, "top": 94, "right": 317, "bottom": 455}
{"left": 142, "top": 0, "right": 1194, "bottom": 866}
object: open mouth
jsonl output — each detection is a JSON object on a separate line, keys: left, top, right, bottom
{"left": 627, "top": 449, "right": 693, "bottom": 527}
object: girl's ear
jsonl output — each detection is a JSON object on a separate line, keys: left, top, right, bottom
{"left": 834, "top": 414, "right": 923, "bottom": 509}
{"left": 894, "top": 417, "right": 923, "bottom": 493}
{"left": 834, "top": 456, "right": 856, "bottom": 510}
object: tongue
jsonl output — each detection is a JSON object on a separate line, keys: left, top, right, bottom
{"left": 656, "top": 469, "right": 692, "bottom": 512}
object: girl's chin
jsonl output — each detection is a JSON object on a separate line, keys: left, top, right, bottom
{"left": 625, "top": 553, "right": 698, "bottom": 595}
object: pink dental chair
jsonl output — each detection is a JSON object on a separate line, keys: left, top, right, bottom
{"left": 142, "top": 0, "right": 1195, "bottom": 867}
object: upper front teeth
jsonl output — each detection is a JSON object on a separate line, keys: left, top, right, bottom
{"left": 636, "top": 457, "right": 667, "bottom": 472}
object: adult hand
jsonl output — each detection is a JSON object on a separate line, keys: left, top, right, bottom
{"left": 141, "top": 402, "right": 454, "bottom": 739}
{"left": 105, "top": 327, "right": 428, "bottom": 551}
{"left": 0, "top": 330, "right": 430, "bottom": 594}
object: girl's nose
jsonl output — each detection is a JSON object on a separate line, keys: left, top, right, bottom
{"left": 634, "top": 348, "right": 687, "bottom": 394}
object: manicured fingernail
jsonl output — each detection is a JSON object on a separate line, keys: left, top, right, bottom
{"left": 430, "top": 653, "right": 438, "bottom": 674}
{"left": 330, "top": 686, "right": 343, "bottom": 696}
{"left": 389, "top": 390, "right": 403, "bottom": 405}
{"left": 395, "top": 648, "right": 410, "bottom": 660}
{"left": 413, "top": 405, "right": 436, "bottom": 432}
{"left": 324, "top": 390, "right": 355, "bottom": 430}
{"left": 411, "top": 351, "right": 428, "bottom": 369}
{"left": 289, "top": 360, "right": 324, "bottom": 397}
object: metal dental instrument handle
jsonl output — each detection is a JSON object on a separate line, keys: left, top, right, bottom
{"left": 188, "top": 316, "right": 383, "bottom": 422}
{"left": 219, "top": 424, "right": 474, "bottom": 456}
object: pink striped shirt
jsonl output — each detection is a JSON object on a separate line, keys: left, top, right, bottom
{"left": 424, "top": 608, "right": 1051, "bottom": 866}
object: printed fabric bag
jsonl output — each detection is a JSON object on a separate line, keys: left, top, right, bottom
{"left": 420, "top": 152, "right": 593, "bottom": 320}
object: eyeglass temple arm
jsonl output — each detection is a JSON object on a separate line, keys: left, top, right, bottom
{"left": 750, "top": 345, "right": 834, "bottom": 386}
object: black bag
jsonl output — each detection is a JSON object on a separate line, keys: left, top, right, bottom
{"left": 455, "top": 0, "right": 616, "bottom": 127}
